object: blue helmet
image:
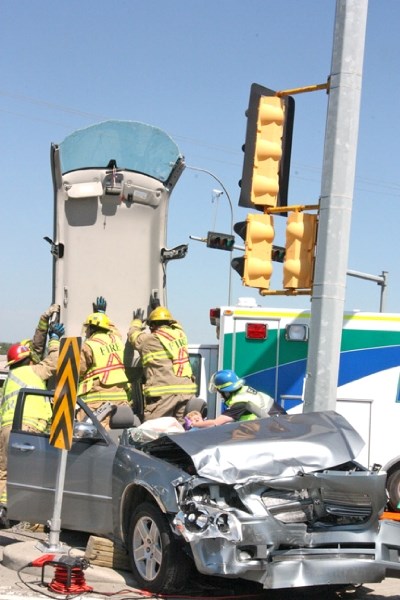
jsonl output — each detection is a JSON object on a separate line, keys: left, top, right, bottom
{"left": 209, "top": 369, "right": 245, "bottom": 393}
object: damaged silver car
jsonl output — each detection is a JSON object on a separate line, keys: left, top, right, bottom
{"left": 7, "top": 389, "right": 400, "bottom": 593}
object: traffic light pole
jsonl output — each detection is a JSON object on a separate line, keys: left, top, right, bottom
{"left": 303, "top": 0, "right": 368, "bottom": 412}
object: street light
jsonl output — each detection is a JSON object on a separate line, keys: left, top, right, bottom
{"left": 211, "top": 188, "right": 224, "bottom": 233}
{"left": 185, "top": 164, "right": 234, "bottom": 304}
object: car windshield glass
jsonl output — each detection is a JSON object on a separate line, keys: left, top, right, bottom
{"left": 58, "top": 120, "right": 182, "bottom": 182}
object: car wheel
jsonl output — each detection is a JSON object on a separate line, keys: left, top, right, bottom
{"left": 128, "top": 501, "right": 192, "bottom": 593}
{"left": 387, "top": 469, "right": 400, "bottom": 511}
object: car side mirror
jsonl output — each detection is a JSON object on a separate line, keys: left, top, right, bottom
{"left": 73, "top": 421, "right": 99, "bottom": 439}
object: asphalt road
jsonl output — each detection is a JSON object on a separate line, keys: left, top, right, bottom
{"left": 0, "top": 524, "right": 399, "bottom": 600}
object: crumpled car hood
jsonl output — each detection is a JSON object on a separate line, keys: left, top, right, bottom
{"left": 145, "top": 411, "right": 365, "bottom": 484}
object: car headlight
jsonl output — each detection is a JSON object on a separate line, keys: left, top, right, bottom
{"left": 185, "top": 508, "right": 210, "bottom": 532}
{"left": 174, "top": 505, "right": 242, "bottom": 542}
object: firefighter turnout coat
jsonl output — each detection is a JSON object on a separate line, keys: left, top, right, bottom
{"left": 0, "top": 338, "right": 60, "bottom": 430}
{"left": 78, "top": 330, "right": 129, "bottom": 404}
{"left": 0, "top": 338, "right": 60, "bottom": 506}
{"left": 128, "top": 319, "right": 197, "bottom": 400}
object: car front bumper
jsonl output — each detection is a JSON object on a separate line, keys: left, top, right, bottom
{"left": 184, "top": 516, "right": 400, "bottom": 588}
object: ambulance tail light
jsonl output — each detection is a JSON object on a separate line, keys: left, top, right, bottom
{"left": 246, "top": 322, "right": 267, "bottom": 340}
{"left": 209, "top": 308, "right": 221, "bottom": 326}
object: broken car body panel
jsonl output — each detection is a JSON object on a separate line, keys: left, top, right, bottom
{"left": 7, "top": 390, "right": 400, "bottom": 591}
{"left": 141, "top": 410, "right": 366, "bottom": 483}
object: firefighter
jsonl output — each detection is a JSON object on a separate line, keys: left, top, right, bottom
{"left": 77, "top": 297, "right": 131, "bottom": 427}
{"left": 0, "top": 321, "right": 64, "bottom": 527}
{"left": 185, "top": 369, "right": 285, "bottom": 428}
{"left": 128, "top": 306, "right": 197, "bottom": 424}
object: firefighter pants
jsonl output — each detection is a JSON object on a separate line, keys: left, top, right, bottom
{"left": 143, "top": 393, "right": 193, "bottom": 424}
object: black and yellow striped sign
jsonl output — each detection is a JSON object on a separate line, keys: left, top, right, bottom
{"left": 50, "top": 337, "right": 82, "bottom": 450}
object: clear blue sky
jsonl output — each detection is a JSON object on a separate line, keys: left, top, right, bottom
{"left": 1, "top": 0, "right": 399, "bottom": 345}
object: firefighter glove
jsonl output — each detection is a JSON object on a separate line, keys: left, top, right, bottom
{"left": 150, "top": 297, "right": 161, "bottom": 309}
{"left": 42, "top": 303, "right": 61, "bottom": 320}
{"left": 49, "top": 322, "right": 65, "bottom": 340}
{"left": 93, "top": 296, "right": 107, "bottom": 313}
{"left": 133, "top": 308, "right": 144, "bottom": 321}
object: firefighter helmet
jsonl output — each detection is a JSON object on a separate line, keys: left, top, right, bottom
{"left": 7, "top": 343, "right": 31, "bottom": 366}
{"left": 208, "top": 369, "right": 245, "bottom": 393}
{"left": 148, "top": 306, "right": 175, "bottom": 323}
{"left": 84, "top": 312, "right": 111, "bottom": 330}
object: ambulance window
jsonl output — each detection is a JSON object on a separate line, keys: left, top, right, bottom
{"left": 285, "top": 324, "right": 309, "bottom": 342}
{"left": 189, "top": 353, "right": 201, "bottom": 396}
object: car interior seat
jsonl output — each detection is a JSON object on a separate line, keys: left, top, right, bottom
{"left": 184, "top": 397, "right": 208, "bottom": 419}
{"left": 108, "top": 404, "right": 140, "bottom": 443}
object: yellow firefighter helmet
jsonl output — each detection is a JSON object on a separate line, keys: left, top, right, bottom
{"left": 84, "top": 312, "right": 111, "bottom": 330}
{"left": 148, "top": 306, "right": 175, "bottom": 323}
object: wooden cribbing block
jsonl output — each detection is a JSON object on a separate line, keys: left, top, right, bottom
{"left": 84, "top": 535, "right": 131, "bottom": 570}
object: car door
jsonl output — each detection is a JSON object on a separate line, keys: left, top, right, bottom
{"left": 7, "top": 390, "right": 117, "bottom": 537}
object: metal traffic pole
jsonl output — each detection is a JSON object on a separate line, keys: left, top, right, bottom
{"left": 347, "top": 269, "right": 388, "bottom": 312}
{"left": 303, "top": 0, "right": 369, "bottom": 412}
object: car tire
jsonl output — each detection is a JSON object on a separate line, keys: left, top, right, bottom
{"left": 128, "top": 501, "right": 192, "bottom": 593}
{"left": 387, "top": 469, "right": 400, "bottom": 511}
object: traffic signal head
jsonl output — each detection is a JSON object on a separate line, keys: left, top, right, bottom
{"left": 232, "top": 213, "right": 275, "bottom": 289}
{"left": 271, "top": 245, "right": 285, "bottom": 263}
{"left": 206, "top": 231, "right": 235, "bottom": 251}
{"left": 283, "top": 212, "right": 317, "bottom": 290}
{"left": 239, "top": 83, "right": 294, "bottom": 211}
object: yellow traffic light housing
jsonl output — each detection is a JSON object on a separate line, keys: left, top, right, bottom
{"left": 283, "top": 212, "right": 317, "bottom": 290}
{"left": 243, "top": 213, "right": 275, "bottom": 289}
{"left": 239, "top": 83, "right": 295, "bottom": 211}
{"left": 251, "top": 96, "right": 285, "bottom": 207}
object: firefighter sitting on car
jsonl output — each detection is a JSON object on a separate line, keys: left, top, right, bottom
{"left": 128, "top": 306, "right": 197, "bottom": 424}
